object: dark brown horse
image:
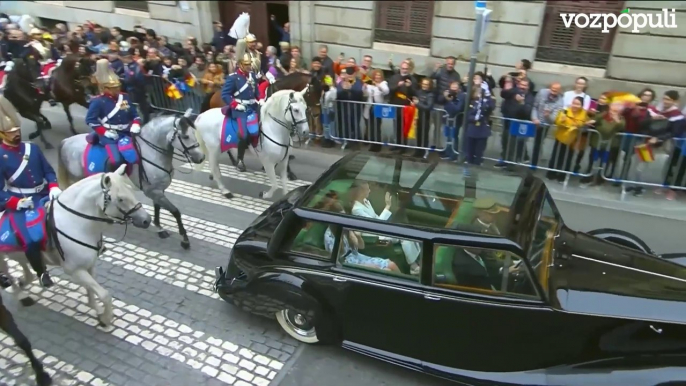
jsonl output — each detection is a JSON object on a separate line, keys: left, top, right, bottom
{"left": 52, "top": 54, "right": 97, "bottom": 135}
{"left": 200, "top": 72, "right": 323, "bottom": 177}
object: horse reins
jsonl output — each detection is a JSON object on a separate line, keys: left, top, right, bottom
{"left": 47, "top": 174, "right": 142, "bottom": 260}
{"left": 259, "top": 92, "right": 309, "bottom": 164}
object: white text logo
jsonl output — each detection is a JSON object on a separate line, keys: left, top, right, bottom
{"left": 560, "top": 8, "right": 677, "bottom": 33}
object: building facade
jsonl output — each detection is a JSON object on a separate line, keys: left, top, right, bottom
{"left": 4, "top": 1, "right": 685, "bottom": 96}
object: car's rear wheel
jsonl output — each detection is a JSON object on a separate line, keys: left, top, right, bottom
{"left": 276, "top": 309, "right": 319, "bottom": 344}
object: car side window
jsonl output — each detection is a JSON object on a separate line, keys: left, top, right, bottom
{"left": 289, "top": 220, "right": 335, "bottom": 261}
{"left": 336, "top": 227, "right": 422, "bottom": 281}
{"left": 432, "top": 244, "right": 538, "bottom": 298}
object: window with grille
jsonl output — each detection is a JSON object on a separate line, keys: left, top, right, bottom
{"left": 114, "top": 1, "right": 150, "bottom": 12}
{"left": 536, "top": 1, "right": 625, "bottom": 68}
{"left": 374, "top": 1, "right": 434, "bottom": 48}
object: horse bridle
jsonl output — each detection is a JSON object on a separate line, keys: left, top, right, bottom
{"left": 134, "top": 117, "right": 200, "bottom": 177}
{"left": 263, "top": 92, "right": 309, "bottom": 159}
{"left": 47, "top": 174, "right": 142, "bottom": 258}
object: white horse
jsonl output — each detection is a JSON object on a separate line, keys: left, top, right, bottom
{"left": 0, "top": 166, "right": 151, "bottom": 326}
{"left": 228, "top": 12, "right": 251, "bottom": 40}
{"left": 194, "top": 89, "right": 310, "bottom": 199}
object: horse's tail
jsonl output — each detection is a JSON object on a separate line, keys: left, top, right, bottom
{"left": 193, "top": 113, "right": 209, "bottom": 172}
{"left": 56, "top": 140, "right": 71, "bottom": 188}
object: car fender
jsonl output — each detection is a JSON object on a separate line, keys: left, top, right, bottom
{"left": 587, "top": 228, "right": 654, "bottom": 255}
{"left": 245, "top": 271, "right": 322, "bottom": 314}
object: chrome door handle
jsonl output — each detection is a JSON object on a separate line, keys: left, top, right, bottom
{"left": 333, "top": 277, "right": 347, "bottom": 282}
{"left": 650, "top": 325, "right": 663, "bottom": 334}
{"left": 424, "top": 295, "right": 440, "bottom": 301}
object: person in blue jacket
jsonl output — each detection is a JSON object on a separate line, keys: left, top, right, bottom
{"left": 85, "top": 59, "right": 141, "bottom": 170}
{"left": 221, "top": 38, "right": 263, "bottom": 172}
{"left": 0, "top": 95, "right": 61, "bottom": 287}
{"left": 441, "top": 81, "right": 465, "bottom": 161}
{"left": 121, "top": 49, "right": 151, "bottom": 124}
{"left": 461, "top": 77, "right": 496, "bottom": 166}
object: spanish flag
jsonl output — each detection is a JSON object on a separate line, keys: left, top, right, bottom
{"left": 165, "top": 84, "right": 182, "bottom": 100}
{"left": 635, "top": 143, "right": 655, "bottom": 163}
{"left": 185, "top": 74, "right": 196, "bottom": 88}
{"left": 402, "top": 105, "right": 418, "bottom": 140}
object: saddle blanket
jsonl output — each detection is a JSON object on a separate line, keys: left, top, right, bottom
{"left": 40, "top": 62, "right": 56, "bottom": 79}
{"left": 83, "top": 136, "right": 137, "bottom": 177}
{"left": 0, "top": 206, "right": 48, "bottom": 252}
{"left": 220, "top": 113, "right": 260, "bottom": 153}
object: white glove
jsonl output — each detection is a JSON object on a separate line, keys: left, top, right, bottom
{"left": 265, "top": 71, "right": 276, "bottom": 84}
{"left": 5, "top": 61, "right": 14, "bottom": 72}
{"left": 130, "top": 123, "right": 141, "bottom": 134}
{"left": 49, "top": 187, "right": 62, "bottom": 200}
{"left": 235, "top": 104, "right": 246, "bottom": 112}
{"left": 104, "top": 130, "right": 119, "bottom": 140}
{"left": 17, "top": 198, "right": 33, "bottom": 210}
{"left": 258, "top": 99, "right": 266, "bottom": 106}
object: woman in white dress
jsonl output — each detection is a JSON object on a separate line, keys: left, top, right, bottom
{"left": 348, "top": 181, "right": 421, "bottom": 275}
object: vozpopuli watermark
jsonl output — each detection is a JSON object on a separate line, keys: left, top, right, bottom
{"left": 560, "top": 8, "right": 677, "bottom": 33}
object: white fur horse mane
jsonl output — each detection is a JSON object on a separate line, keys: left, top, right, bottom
{"left": 228, "top": 12, "right": 250, "bottom": 39}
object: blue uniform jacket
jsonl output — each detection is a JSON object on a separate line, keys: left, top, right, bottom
{"left": 123, "top": 62, "right": 146, "bottom": 92}
{"left": 457, "top": 94, "right": 496, "bottom": 139}
{"left": 221, "top": 70, "right": 259, "bottom": 119}
{"left": 109, "top": 59, "right": 125, "bottom": 79}
{"left": 0, "top": 143, "right": 58, "bottom": 212}
{"left": 85, "top": 93, "right": 140, "bottom": 137}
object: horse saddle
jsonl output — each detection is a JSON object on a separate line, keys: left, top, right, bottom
{"left": 0, "top": 197, "right": 51, "bottom": 252}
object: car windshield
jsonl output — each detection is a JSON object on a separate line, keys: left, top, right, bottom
{"left": 302, "top": 153, "right": 524, "bottom": 234}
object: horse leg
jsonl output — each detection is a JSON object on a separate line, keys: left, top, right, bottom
{"left": 227, "top": 150, "right": 238, "bottom": 167}
{"left": 277, "top": 158, "right": 289, "bottom": 196}
{"left": 0, "top": 302, "right": 52, "bottom": 386}
{"left": 153, "top": 203, "right": 170, "bottom": 239}
{"left": 259, "top": 161, "right": 279, "bottom": 199}
{"left": 156, "top": 195, "right": 190, "bottom": 250}
{"left": 86, "top": 266, "right": 104, "bottom": 315}
{"left": 70, "top": 268, "right": 113, "bottom": 327}
{"left": 0, "top": 257, "right": 35, "bottom": 306}
{"left": 287, "top": 163, "right": 298, "bottom": 181}
{"left": 209, "top": 146, "right": 233, "bottom": 199}
{"left": 63, "top": 102, "right": 78, "bottom": 136}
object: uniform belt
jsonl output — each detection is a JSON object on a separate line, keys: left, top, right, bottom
{"left": 7, "top": 181, "right": 46, "bottom": 194}
{"left": 102, "top": 123, "right": 129, "bottom": 130}
{"left": 236, "top": 99, "right": 257, "bottom": 104}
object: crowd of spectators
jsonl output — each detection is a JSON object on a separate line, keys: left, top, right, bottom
{"left": 1, "top": 15, "right": 684, "bottom": 200}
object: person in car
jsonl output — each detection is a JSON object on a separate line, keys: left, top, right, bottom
{"left": 317, "top": 192, "right": 400, "bottom": 273}
{"left": 348, "top": 180, "right": 421, "bottom": 275}
{"left": 470, "top": 198, "right": 503, "bottom": 235}
{"left": 452, "top": 247, "right": 496, "bottom": 291}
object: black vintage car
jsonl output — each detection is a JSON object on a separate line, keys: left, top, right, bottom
{"left": 214, "top": 152, "right": 686, "bottom": 386}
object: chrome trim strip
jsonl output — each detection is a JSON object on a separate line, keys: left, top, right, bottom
{"left": 275, "top": 266, "right": 547, "bottom": 310}
{"left": 572, "top": 254, "right": 686, "bottom": 284}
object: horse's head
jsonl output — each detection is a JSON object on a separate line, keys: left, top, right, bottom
{"left": 283, "top": 88, "right": 310, "bottom": 138}
{"left": 75, "top": 57, "right": 97, "bottom": 96}
{"left": 101, "top": 165, "right": 151, "bottom": 228}
{"left": 17, "top": 48, "right": 41, "bottom": 82}
{"left": 304, "top": 75, "right": 323, "bottom": 108}
{"left": 229, "top": 12, "right": 251, "bottom": 39}
{"left": 169, "top": 109, "right": 205, "bottom": 164}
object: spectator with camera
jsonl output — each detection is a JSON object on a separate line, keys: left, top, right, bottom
{"left": 388, "top": 60, "right": 418, "bottom": 154}
{"left": 497, "top": 76, "right": 534, "bottom": 167}
{"left": 432, "top": 56, "right": 461, "bottom": 105}
{"left": 440, "top": 81, "right": 464, "bottom": 161}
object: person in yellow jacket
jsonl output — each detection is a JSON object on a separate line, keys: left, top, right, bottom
{"left": 546, "top": 96, "right": 592, "bottom": 182}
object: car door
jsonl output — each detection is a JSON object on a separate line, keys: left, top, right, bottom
{"left": 420, "top": 243, "right": 577, "bottom": 384}
{"left": 331, "top": 226, "right": 426, "bottom": 367}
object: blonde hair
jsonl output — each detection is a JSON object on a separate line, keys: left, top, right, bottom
{"left": 370, "top": 69, "right": 384, "bottom": 82}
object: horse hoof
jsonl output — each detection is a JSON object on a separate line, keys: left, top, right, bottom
{"left": 98, "top": 320, "right": 107, "bottom": 328}
{"left": 209, "top": 174, "right": 214, "bottom": 181}
{"left": 223, "top": 192, "right": 234, "bottom": 199}
{"left": 258, "top": 191, "right": 265, "bottom": 198}
{"left": 181, "top": 240, "right": 191, "bottom": 250}
{"left": 35, "top": 372, "right": 52, "bottom": 386}
{"left": 20, "top": 297, "right": 36, "bottom": 307}
{"left": 158, "top": 230, "right": 170, "bottom": 239}
{"left": 288, "top": 172, "right": 297, "bottom": 181}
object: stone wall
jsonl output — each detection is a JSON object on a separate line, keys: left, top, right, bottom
{"left": 606, "top": 0, "right": 686, "bottom": 87}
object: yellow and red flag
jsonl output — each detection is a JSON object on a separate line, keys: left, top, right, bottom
{"left": 165, "top": 83, "right": 182, "bottom": 100}
{"left": 402, "top": 105, "right": 418, "bottom": 140}
{"left": 634, "top": 143, "right": 655, "bottom": 163}
{"left": 185, "top": 74, "right": 196, "bottom": 88}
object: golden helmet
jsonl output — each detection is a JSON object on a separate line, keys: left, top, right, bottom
{"left": 29, "top": 27, "right": 42, "bottom": 36}
{"left": 0, "top": 96, "right": 21, "bottom": 134}
{"left": 245, "top": 34, "right": 257, "bottom": 43}
{"left": 94, "top": 58, "right": 121, "bottom": 88}
{"left": 240, "top": 53, "right": 252, "bottom": 66}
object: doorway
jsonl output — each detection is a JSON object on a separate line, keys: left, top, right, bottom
{"left": 267, "top": 3, "right": 289, "bottom": 55}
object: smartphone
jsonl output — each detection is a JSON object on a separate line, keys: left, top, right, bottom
{"left": 589, "top": 99, "right": 598, "bottom": 111}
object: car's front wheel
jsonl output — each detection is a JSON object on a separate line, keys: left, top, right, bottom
{"left": 276, "top": 309, "right": 320, "bottom": 344}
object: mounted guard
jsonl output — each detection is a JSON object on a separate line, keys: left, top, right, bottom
{"left": 0, "top": 95, "right": 61, "bottom": 288}
{"left": 85, "top": 59, "right": 141, "bottom": 172}
{"left": 24, "top": 28, "right": 59, "bottom": 106}
{"left": 221, "top": 36, "right": 264, "bottom": 172}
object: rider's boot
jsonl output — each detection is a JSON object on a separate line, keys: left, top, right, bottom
{"left": 236, "top": 138, "right": 248, "bottom": 172}
{"left": 0, "top": 273, "right": 12, "bottom": 289}
{"left": 25, "top": 243, "right": 53, "bottom": 288}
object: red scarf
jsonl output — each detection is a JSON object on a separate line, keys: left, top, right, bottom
{"left": 649, "top": 105, "right": 685, "bottom": 122}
